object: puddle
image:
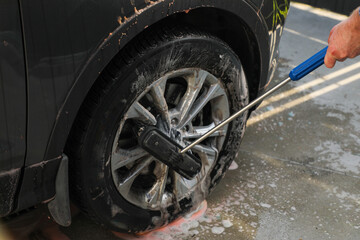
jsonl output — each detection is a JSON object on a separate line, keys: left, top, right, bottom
{"left": 314, "top": 140, "right": 360, "bottom": 175}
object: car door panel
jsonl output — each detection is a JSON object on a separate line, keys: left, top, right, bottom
{"left": 0, "top": 0, "right": 26, "bottom": 217}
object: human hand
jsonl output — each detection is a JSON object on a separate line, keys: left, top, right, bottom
{"left": 324, "top": 7, "right": 360, "bottom": 68}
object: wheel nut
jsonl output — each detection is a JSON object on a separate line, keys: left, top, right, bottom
{"left": 137, "top": 127, "right": 145, "bottom": 136}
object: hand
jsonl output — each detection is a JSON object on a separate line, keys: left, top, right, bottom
{"left": 324, "top": 7, "right": 360, "bottom": 68}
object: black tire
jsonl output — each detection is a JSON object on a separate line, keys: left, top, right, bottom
{"left": 66, "top": 25, "right": 249, "bottom": 233}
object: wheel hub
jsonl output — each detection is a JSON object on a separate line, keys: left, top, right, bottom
{"left": 137, "top": 126, "right": 201, "bottom": 179}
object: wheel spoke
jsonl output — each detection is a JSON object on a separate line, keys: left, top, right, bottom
{"left": 150, "top": 81, "right": 171, "bottom": 127}
{"left": 178, "top": 84, "right": 223, "bottom": 129}
{"left": 182, "top": 122, "right": 226, "bottom": 139}
{"left": 118, "top": 156, "right": 153, "bottom": 196}
{"left": 173, "top": 172, "right": 198, "bottom": 196}
{"left": 144, "top": 163, "right": 169, "bottom": 207}
{"left": 176, "top": 70, "right": 208, "bottom": 123}
{"left": 112, "top": 146, "right": 149, "bottom": 170}
{"left": 192, "top": 144, "right": 217, "bottom": 173}
{"left": 127, "top": 101, "right": 157, "bottom": 125}
{"left": 192, "top": 143, "right": 217, "bottom": 157}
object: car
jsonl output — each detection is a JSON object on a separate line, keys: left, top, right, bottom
{"left": 0, "top": 0, "right": 290, "bottom": 233}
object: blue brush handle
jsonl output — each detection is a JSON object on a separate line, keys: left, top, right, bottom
{"left": 289, "top": 46, "right": 328, "bottom": 81}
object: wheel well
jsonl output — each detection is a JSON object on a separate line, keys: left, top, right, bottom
{"left": 65, "top": 8, "right": 261, "bottom": 154}
{"left": 157, "top": 8, "right": 262, "bottom": 101}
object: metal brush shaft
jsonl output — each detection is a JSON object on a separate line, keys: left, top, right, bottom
{"left": 180, "top": 46, "right": 328, "bottom": 154}
{"left": 180, "top": 77, "right": 291, "bottom": 154}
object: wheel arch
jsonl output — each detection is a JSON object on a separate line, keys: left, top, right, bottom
{"left": 44, "top": 0, "right": 270, "bottom": 161}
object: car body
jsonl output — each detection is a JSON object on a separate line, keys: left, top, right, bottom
{"left": 0, "top": 0, "right": 289, "bottom": 230}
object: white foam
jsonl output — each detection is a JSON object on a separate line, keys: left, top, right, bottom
{"left": 222, "top": 220, "right": 233, "bottom": 228}
{"left": 229, "top": 160, "right": 239, "bottom": 170}
{"left": 260, "top": 203, "right": 272, "bottom": 208}
{"left": 211, "top": 226, "right": 225, "bottom": 234}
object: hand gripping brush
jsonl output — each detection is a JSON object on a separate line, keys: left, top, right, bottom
{"left": 138, "top": 47, "right": 328, "bottom": 179}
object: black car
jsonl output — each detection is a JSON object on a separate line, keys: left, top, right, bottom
{"left": 0, "top": 0, "right": 290, "bottom": 233}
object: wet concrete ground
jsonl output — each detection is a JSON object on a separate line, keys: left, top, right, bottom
{"left": 59, "top": 3, "right": 360, "bottom": 240}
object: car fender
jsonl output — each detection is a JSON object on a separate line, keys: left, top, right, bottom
{"left": 44, "top": 0, "right": 270, "bottom": 161}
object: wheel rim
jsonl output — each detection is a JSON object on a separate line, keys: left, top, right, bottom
{"left": 111, "top": 68, "right": 230, "bottom": 211}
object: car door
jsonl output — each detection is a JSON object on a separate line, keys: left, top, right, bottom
{"left": 0, "top": 0, "right": 27, "bottom": 216}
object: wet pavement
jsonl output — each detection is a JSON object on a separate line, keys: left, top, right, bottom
{"left": 59, "top": 3, "right": 360, "bottom": 240}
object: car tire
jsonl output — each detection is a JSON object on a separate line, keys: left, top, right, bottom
{"left": 66, "top": 24, "right": 249, "bottom": 233}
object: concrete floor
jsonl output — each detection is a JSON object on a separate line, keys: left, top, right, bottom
{"left": 60, "top": 3, "right": 360, "bottom": 240}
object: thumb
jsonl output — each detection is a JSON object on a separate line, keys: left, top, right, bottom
{"left": 324, "top": 48, "right": 336, "bottom": 68}
{"left": 324, "top": 53, "right": 336, "bottom": 68}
